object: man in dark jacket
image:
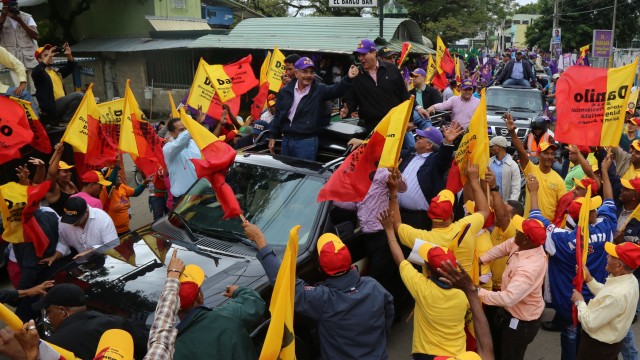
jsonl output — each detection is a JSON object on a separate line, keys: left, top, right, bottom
{"left": 32, "top": 283, "right": 148, "bottom": 359}
{"left": 31, "top": 43, "right": 83, "bottom": 126}
{"left": 496, "top": 50, "right": 535, "bottom": 87}
{"left": 174, "top": 264, "right": 265, "bottom": 360}
{"left": 398, "top": 123, "right": 464, "bottom": 230}
{"left": 268, "top": 56, "right": 358, "bottom": 161}
{"left": 243, "top": 223, "right": 394, "bottom": 360}
{"left": 410, "top": 68, "right": 442, "bottom": 129}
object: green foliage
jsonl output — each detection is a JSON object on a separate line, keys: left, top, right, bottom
{"left": 525, "top": 0, "right": 640, "bottom": 51}
{"left": 515, "top": 2, "right": 542, "bottom": 15}
{"left": 238, "top": 0, "right": 288, "bottom": 17}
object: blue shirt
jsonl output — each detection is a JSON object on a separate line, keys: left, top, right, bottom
{"left": 529, "top": 199, "right": 618, "bottom": 317}
{"left": 162, "top": 130, "right": 202, "bottom": 197}
{"left": 489, "top": 155, "right": 507, "bottom": 193}
{"left": 511, "top": 61, "right": 524, "bottom": 79}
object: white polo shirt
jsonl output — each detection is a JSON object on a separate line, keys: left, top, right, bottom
{"left": 57, "top": 207, "right": 118, "bottom": 256}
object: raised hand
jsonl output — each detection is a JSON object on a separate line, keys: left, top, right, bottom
{"left": 443, "top": 121, "right": 464, "bottom": 143}
{"left": 527, "top": 174, "right": 539, "bottom": 193}
{"left": 437, "top": 260, "right": 476, "bottom": 293}
{"left": 504, "top": 113, "right": 516, "bottom": 132}
{"left": 376, "top": 209, "right": 394, "bottom": 231}
{"left": 465, "top": 163, "right": 480, "bottom": 181}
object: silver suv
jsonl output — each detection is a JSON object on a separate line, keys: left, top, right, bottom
{"left": 486, "top": 85, "right": 546, "bottom": 146}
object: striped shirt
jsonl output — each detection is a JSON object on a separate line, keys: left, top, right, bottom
{"left": 398, "top": 153, "right": 430, "bottom": 211}
{"left": 434, "top": 96, "right": 480, "bottom": 129}
{"left": 144, "top": 278, "right": 180, "bottom": 360}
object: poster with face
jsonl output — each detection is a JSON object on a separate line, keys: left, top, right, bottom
{"left": 552, "top": 28, "right": 562, "bottom": 44}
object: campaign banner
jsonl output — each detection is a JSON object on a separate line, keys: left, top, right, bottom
{"left": 555, "top": 58, "right": 638, "bottom": 146}
{"left": 592, "top": 30, "right": 613, "bottom": 58}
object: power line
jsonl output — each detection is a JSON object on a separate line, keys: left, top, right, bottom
{"left": 557, "top": 4, "right": 615, "bottom": 16}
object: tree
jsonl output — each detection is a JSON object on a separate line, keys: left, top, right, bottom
{"left": 525, "top": 0, "right": 640, "bottom": 52}
{"left": 239, "top": 0, "right": 364, "bottom": 17}
{"left": 238, "top": 0, "right": 288, "bottom": 17}
{"left": 515, "top": 2, "right": 542, "bottom": 15}
{"left": 48, "top": 0, "right": 96, "bottom": 44}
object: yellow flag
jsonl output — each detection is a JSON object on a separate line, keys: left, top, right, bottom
{"left": 0, "top": 182, "right": 27, "bottom": 243}
{"left": 259, "top": 225, "right": 299, "bottom": 360}
{"left": 452, "top": 88, "right": 490, "bottom": 184}
{"left": 186, "top": 58, "right": 216, "bottom": 114}
{"left": 180, "top": 107, "right": 220, "bottom": 151}
{"left": 168, "top": 91, "right": 180, "bottom": 118}
{"left": 579, "top": 44, "right": 590, "bottom": 55}
{"left": 578, "top": 187, "right": 592, "bottom": 266}
{"left": 97, "top": 98, "right": 125, "bottom": 126}
{"left": 600, "top": 58, "right": 638, "bottom": 146}
{"left": 119, "top": 80, "right": 138, "bottom": 156}
{"left": 260, "top": 51, "right": 272, "bottom": 85}
{"left": 61, "top": 84, "right": 100, "bottom": 153}
{"left": 426, "top": 54, "right": 436, "bottom": 84}
{"left": 268, "top": 47, "right": 286, "bottom": 93}
{"left": 205, "top": 63, "right": 235, "bottom": 103}
{"left": 436, "top": 36, "right": 446, "bottom": 72}
{"left": 377, "top": 98, "right": 414, "bottom": 168}
{"left": 628, "top": 87, "right": 640, "bottom": 114}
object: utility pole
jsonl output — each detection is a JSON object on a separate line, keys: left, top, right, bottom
{"left": 379, "top": 1, "right": 384, "bottom": 39}
{"left": 552, "top": 0, "right": 559, "bottom": 29}
{"left": 608, "top": 0, "right": 618, "bottom": 68}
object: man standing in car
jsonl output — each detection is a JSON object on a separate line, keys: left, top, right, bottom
{"left": 496, "top": 50, "right": 536, "bottom": 87}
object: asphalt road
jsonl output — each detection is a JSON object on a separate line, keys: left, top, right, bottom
{"left": 1, "top": 155, "right": 639, "bottom": 359}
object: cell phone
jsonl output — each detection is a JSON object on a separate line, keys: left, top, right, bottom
{"left": 349, "top": 55, "right": 363, "bottom": 72}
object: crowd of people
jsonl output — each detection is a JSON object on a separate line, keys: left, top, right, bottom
{"left": 1, "top": 4, "right": 640, "bottom": 357}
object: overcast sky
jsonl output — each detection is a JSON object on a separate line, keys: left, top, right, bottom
{"left": 515, "top": 0, "right": 537, "bottom": 5}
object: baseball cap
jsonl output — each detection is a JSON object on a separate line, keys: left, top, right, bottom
{"left": 60, "top": 197, "right": 88, "bottom": 224}
{"left": 621, "top": 177, "right": 640, "bottom": 193}
{"left": 252, "top": 120, "right": 269, "bottom": 135}
{"left": 434, "top": 352, "right": 482, "bottom": 360}
{"left": 415, "top": 127, "right": 444, "bottom": 146}
{"left": 539, "top": 141, "right": 558, "bottom": 152}
{"left": 460, "top": 79, "right": 473, "bottom": 90}
{"left": 411, "top": 68, "right": 426, "bottom": 78}
{"left": 82, "top": 171, "right": 112, "bottom": 186}
{"left": 294, "top": 57, "right": 315, "bottom": 70}
{"left": 267, "top": 93, "right": 276, "bottom": 107}
{"left": 489, "top": 136, "right": 508, "bottom": 148}
{"left": 316, "top": 233, "right": 352, "bottom": 276}
{"left": 552, "top": 73, "right": 560, "bottom": 80}
{"left": 93, "top": 329, "right": 134, "bottom": 360}
{"left": 378, "top": 47, "right": 397, "bottom": 58}
{"left": 58, "top": 161, "right": 75, "bottom": 170}
{"left": 417, "top": 243, "right": 457, "bottom": 273}
{"left": 32, "top": 283, "right": 86, "bottom": 311}
{"left": 574, "top": 177, "right": 599, "bottom": 195}
{"left": 34, "top": 44, "right": 53, "bottom": 59}
{"left": 354, "top": 39, "right": 377, "bottom": 54}
{"left": 567, "top": 196, "right": 603, "bottom": 223}
{"left": 178, "top": 264, "right": 205, "bottom": 310}
{"left": 631, "top": 140, "right": 640, "bottom": 152}
{"left": 428, "top": 189, "right": 455, "bottom": 221}
{"left": 511, "top": 215, "right": 546, "bottom": 245}
{"left": 626, "top": 117, "right": 640, "bottom": 126}
{"left": 605, "top": 242, "right": 640, "bottom": 270}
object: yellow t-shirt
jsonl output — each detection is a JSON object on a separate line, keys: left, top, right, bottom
{"left": 476, "top": 229, "right": 493, "bottom": 290}
{"left": 622, "top": 166, "right": 640, "bottom": 180}
{"left": 399, "top": 260, "right": 469, "bottom": 356}
{"left": 489, "top": 221, "right": 516, "bottom": 290}
{"left": 398, "top": 213, "right": 485, "bottom": 275}
{"left": 45, "top": 68, "right": 65, "bottom": 100}
{"left": 523, "top": 161, "right": 566, "bottom": 220}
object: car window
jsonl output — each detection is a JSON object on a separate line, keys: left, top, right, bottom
{"left": 175, "top": 162, "right": 323, "bottom": 250}
{"left": 487, "top": 88, "right": 543, "bottom": 112}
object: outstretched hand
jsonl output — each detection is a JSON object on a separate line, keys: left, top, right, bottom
{"left": 443, "top": 121, "right": 464, "bottom": 143}
{"left": 376, "top": 209, "right": 394, "bottom": 231}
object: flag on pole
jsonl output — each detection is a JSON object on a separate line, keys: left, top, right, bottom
{"left": 119, "top": 80, "right": 139, "bottom": 156}
{"left": 555, "top": 58, "right": 638, "bottom": 146}
{"left": 9, "top": 97, "right": 51, "bottom": 154}
{"left": 576, "top": 44, "right": 590, "bottom": 66}
{"left": 426, "top": 54, "right": 436, "bottom": 85}
{"left": 0, "top": 96, "right": 33, "bottom": 164}
{"left": 259, "top": 225, "right": 299, "bottom": 360}
{"left": 397, "top": 42, "right": 412, "bottom": 68}
{"left": 268, "top": 47, "right": 286, "bottom": 93}
{"left": 436, "top": 36, "right": 455, "bottom": 74}
{"left": 572, "top": 187, "right": 592, "bottom": 326}
{"left": 168, "top": 91, "right": 180, "bottom": 118}
{"left": 627, "top": 87, "right": 640, "bottom": 114}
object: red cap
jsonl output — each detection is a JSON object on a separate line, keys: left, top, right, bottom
{"left": 513, "top": 215, "right": 547, "bottom": 245}
{"left": 34, "top": 44, "right": 54, "bottom": 59}
{"left": 81, "top": 171, "right": 112, "bottom": 186}
{"left": 424, "top": 246, "right": 457, "bottom": 272}
{"left": 628, "top": 117, "right": 640, "bottom": 126}
{"left": 621, "top": 177, "right": 640, "bottom": 193}
{"left": 574, "top": 177, "right": 599, "bottom": 195}
{"left": 567, "top": 196, "right": 603, "bottom": 222}
{"left": 428, "top": 190, "right": 455, "bottom": 221}
{"left": 605, "top": 242, "right": 640, "bottom": 270}
{"left": 317, "top": 233, "right": 352, "bottom": 276}
{"left": 576, "top": 145, "right": 590, "bottom": 156}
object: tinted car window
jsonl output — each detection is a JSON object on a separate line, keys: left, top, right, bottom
{"left": 487, "top": 88, "right": 543, "bottom": 112}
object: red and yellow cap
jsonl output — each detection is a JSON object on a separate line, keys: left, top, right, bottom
{"left": 622, "top": 177, "right": 640, "bottom": 193}
{"left": 434, "top": 352, "right": 481, "bottom": 360}
{"left": 539, "top": 141, "right": 558, "bottom": 152}
{"left": 34, "top": 44, "right": 54, "bottom": 59}
{"left": 317, "top": 233, "right": 352, "bottom": 276}
{"left": 574, "top": 177, "right": 599, "bottom": 195}
{"left": 428, "top": 189, "right": 455, "bottom": 221}
{"left": 512, "top": 215, "right": 547, "bottom": 245}
{"left": 178, "top": 264, "right": 205, "bottom": 309}
{"left": 58, "top": 161, "right": 75, "bottom": 170}
{"left": 605, "top": 242, "right": 640, "bottom": 270}
{"left": 567, "top": 196, "right": 602, "bottom": 222}
{"left": 93, "top": 329, "right": 134, "bottom": 360}
{"left": 631, "top": 140, "right": 640, "bottom": 152}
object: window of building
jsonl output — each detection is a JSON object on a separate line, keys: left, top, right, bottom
{"left": 522, "top": 20, "right": 529, "bottom": 25}
{"left": 172, "top": 0, "right": 186, "bottom": 9}
{"left": 513, "top": 20, "right": 521, "bottom": 24}
{"left": 146, "top": 51, "right": 194, "bottom": 89}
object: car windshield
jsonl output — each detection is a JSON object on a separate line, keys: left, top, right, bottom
{"left": 486, "top": 88, "right": 543, "bottom": 112}
{"left": 173, "top": 162, "right": 324, "bottom": 249}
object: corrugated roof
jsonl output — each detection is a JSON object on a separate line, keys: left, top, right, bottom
{"left": 72, "top": 38, "right": 194, "bottom": 53}
{"left": 146, "top": 17, "right": 212, "bottom": 31}
{"left": 189, "top": 17, "right": 433, "bottom": 54}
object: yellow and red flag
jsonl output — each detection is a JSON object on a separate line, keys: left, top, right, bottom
{"left": 436, "top": 36, "right": 455, "bottom": 74}
{"left": 268, "top": 47, "right": 286, "bottom": 93}
{"left": 168, "top": 91, "right": 180, "bottom": 119}
{"left": 426, "top": 54, "right": 436, "bottom": 85}
{"left": 318, "top": 98, "right": 414, "bottom": 202}
{"left": 259, "top": 225, "right": 299, "bottom": 360}
{"left": 455, "top": 56, "right": 462, "bottom": 83}
{"left": 576, "top": 44, "right": 590, "bottom": 66}
{"left": 180, "top": 108, "right": 241, "bottom": 219}
{"left": 9, "top": 97, "right": 51, "bottom": 154}
{"left": 555, "top": 58, "right": 638, "bottom": 146}
{"left": 0, "top": 181, "right": 52, "bottom": 257}
{"left": 0, "top": 96, "right": 33, "bottom": 164}
{"left": 204, "top": 55, "right": 259, "bottom": 103}
{"left": 397, "top": 42, "right": 412, "bottom": 68}
{"left": 627, "top": 87, "right": 640, "bottom": 114}
{"left": 572, "top": 186, "right": 592, "bottom": 325}
{"left": 446, "top": 89, "right": 490, "bottom": 193}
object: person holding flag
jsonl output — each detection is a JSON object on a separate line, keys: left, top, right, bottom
{"left": 243, "top": 223, "right": 394, "bottom": 360}
{"left": 612, "top": 140, "right": 640, "bottom": 180}
{"left": 528, "top": 155, "right": 616, "bottom": 360}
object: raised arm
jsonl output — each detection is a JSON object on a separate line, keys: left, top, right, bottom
{"left": 600, "top": 154, "right": 613, "bottom": 200}
{"left": 377, "top": 209, "right": 405, "bottom": 266}
{"left": 468, "top": 164, "right": 490, "bottom": 221}
{"left": 527, "top": 174, "right": 540, "bottom": 211}
{"left": 487, "top": 169, "right": 511, "bottom": 230}
{"left": 387, "top": 168, "right": 403, "bottom": 233}
{"left": 505, "top": 113, "right": 528, "bottom": 170}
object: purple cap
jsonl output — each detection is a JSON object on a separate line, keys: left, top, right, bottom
{"left": 295, "top": 57, "right": 315, "bottom": 70}
{"left": 411, "top": 68, "right": 426, "bottom": 77}
{"left": 354, "top": 39, "right": 377, "bottom": 54}
{"left": 460, "top": 79, "right": 474, "bottom": 90}
{"left": 416, "top": 127, "right": 444, "bottom": 146}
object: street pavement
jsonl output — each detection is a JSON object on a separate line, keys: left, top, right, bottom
{"left": 1, "top": 155, "right": 639, "bottom": 359}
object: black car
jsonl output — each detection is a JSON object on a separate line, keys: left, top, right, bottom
{"left": 45, "top": 120, "right": 369, "bottom": 359}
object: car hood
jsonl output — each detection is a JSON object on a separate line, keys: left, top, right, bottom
{"left": 57, "top": 223, "right": 268, "bottom": 318}
{"left": 486, "top": 111, "right": 534, "bottom": 127}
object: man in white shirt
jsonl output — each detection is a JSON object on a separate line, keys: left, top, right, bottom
{"left": 489, "top": 136, "right": 521, "bottom": 201}
{"left": 572, "top": 242, "right": 640, "bottom": 360}
{"left": 442, "top": 79, "right": 457, "bottom": 102}
{"left": 40, "top": 197, "right": 118, "bottom": 266}
{"left": 162, "top": 117, "right": 202, "bottom": 206}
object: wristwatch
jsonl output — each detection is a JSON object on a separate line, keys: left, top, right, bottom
{"left": 490, "top": 186, "right": 499, "bottom": 192}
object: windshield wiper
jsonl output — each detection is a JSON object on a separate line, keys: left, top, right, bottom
{"left": 509, "top": 106, "right": 536, "bottom": 112}
{"left": 487, "top": 105, "right": 509, "bottom": 111}
{"left": 198, "top": 228, "right": 257, "bottom": 250}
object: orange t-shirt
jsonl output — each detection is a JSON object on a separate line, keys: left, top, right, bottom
{"left": 107, "top": 185, "right": 134, "bottom": 233}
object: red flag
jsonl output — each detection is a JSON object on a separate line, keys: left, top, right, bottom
{"left": 445, "top": 160, "right": 463, "bottom": 194}
{"left": 132, "top": 120, "right": 166, "bottom": 177}
{"left": 207, "top": 94, "right": 241, "bottom": 121}
{"left": 441, "top": 48, "right": 455, "bottom": 74}
{"left": 0, "top": 96, "right": 33, "bottom": 165}
{"left": 9, "top": 97, "right": 51, "bottom": 154}
{"left": 23, "top": 181, "right": 53, "bottom": 257}
{"left": 431, "top": 71, "right": 449, "bottom": 91}
{"left": 251, "top": 82, "right": 271, "bottom": 120}
{"left": 225, "top": 54, "right": 259, "bottom": 96}
{"left": 85, "top": 116, "right": 118, "bottom": 167}
{"left": 397, "top": 42, "right": 412, "bottom": 68}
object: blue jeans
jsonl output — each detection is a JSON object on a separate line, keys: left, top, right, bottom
{"left": 621, "top": 328, "right": 638, "bottom": 360}
{"left": 5, "top": 88, "right": 38, "bottom": 115}
{"left": 503, "top": 78, "right": 531, "bottom": 87}
{"left": 149, "top": 196, "right": 168, "bottom": 221}
{"left": 282, "top": 135, "right": 318, "bottom": 161}
{"left": 412, "top": 110, "right": 432, "bottom": 130}
{"left": 558, "top": 316, "right": 581, "bottom": 360}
